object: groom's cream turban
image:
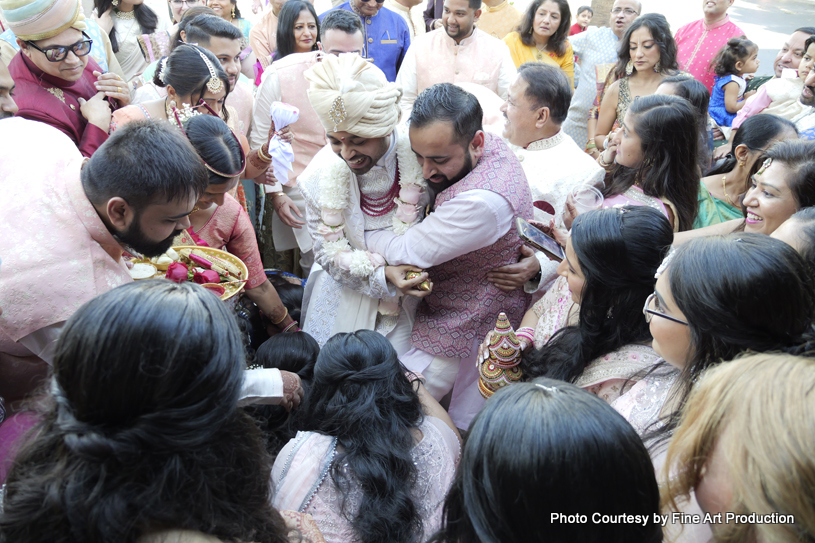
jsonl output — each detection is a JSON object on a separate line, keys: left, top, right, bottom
{"left": 305, "top": 53, "right": 402, "bottom": 139}
{"left": 0, "top": 0, "right": 86, "bottom": 41}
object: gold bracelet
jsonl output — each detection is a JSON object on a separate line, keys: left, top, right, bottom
{"left": 257, "top": 144, "right": 272, "bottom": 163}
{"left": 271, "top": 307, "right": 289, "bottom": 325}
{"left": 271, "top": 191, "right": 285, "bottom": 199}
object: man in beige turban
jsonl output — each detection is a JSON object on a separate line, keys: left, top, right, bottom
{"left": 298, "top": 52, "right": 431, "bottom": 350}
{"left": 2, "top": 0, "right": 130, "bottom": 156}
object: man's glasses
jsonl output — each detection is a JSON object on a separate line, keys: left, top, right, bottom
{"left": 359, "top": 0, "right": 386, "bottom": 4}
{"left": 611, "top": 7, "right": 639, "bottom": 15}
{"left": 642, "top": 292, "right": 689, "bottom": 326}
{"left": 25, "top": 32, "right": 93, "bottom": 62}
{"left": 170, "top": 0, "right": 201, "bottom": 6}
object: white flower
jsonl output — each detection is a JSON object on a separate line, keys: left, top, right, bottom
{"left": 323, "top": 238, "right": 350, "bottom": 261}
{"left": 348, "top": 250, "right": 375, "bottom": 277}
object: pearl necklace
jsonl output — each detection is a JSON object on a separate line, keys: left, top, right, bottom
{"left": 113, "top": 8, "right": 136, "bottom": 19}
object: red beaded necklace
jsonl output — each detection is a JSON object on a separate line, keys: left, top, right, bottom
{"left": 360, "top": 160, "right": 400, "bottom": 217}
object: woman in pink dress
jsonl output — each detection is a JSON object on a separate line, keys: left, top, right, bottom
{"left": 567, "top": 94, "right": 701, "bottom": 232}
{"left": 482, "top": 206, "right": 670, "bottom": 404}
{"left": 182, "top": 114, "right": 298, "bottom": 331}
{"left": 272, "top": 330, "right": 461, "bottom": 543}
{"left": 520, "top": 206, "right": 671, "bottom": 403}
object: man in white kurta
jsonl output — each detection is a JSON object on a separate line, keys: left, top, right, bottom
{"left": 298, "top": 54, "right": 430, "bottom": 350}
{"left": 250, "top": 10, "right": 366, "bottom": 275}
{"left": 498, "top": 64, "right": 604, "bottom": 293}
{"left": 395, "top": 0, "right": 515, "bottom": 116}
{"left": 561, "top": 0, "right": 640, "bottom": 149}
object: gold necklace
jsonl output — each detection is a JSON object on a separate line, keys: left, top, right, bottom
{"left": 113, "top": 8, "right": 136, "bottom": 19}
{"left": 722, "top": 175, "right": 738, "bottom": 206}
{"left": 535, "top": 41, "right": 547, "bottom": 61}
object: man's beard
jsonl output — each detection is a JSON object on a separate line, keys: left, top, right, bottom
{"left": 427, "top": 152, "right": 474, "bottom": 208}
{"left": 0, "top": 111, "right": 13, "bottom": 120}
{"left": 115, "top": 215, "right": 181, "bottom": 257}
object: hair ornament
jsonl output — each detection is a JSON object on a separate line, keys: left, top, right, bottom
{"left": 655, "top": 247, "right": 676, "bottom": 279}
{"left": 158, "top": 56, "right": 169, "bottom": 84}
{"left": 196, "top": 48, "right": 224, "bottom": 95}
{"left": 757, "top": 157, "right": 772, "bottom": 176}
{"left": 535, "top": 383, "right": 558, "bottom": 393}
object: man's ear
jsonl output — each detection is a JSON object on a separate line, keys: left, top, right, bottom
{"left": 106, "top": 197, "right": 133, "bottom": 231}
{"left": 470, "top": 129, "right": 486, "bottom": 161}
{"left": 473, "top": 8, "right": 481, "bottom": 22}
{"left": 535, "top": 106, "right": 550, "bottom": 129}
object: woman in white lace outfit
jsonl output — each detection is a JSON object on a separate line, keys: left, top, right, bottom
{"left": 488, "top": 206, "right": 671, "bottom": 404}
{"left": 272, "top": 330, "right": 461, "bottom": 543}
{"left": 429, "top": 380, "right": 663, "bottom": 543}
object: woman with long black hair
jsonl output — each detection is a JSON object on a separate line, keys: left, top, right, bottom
{"left": 0, "top": 280, "right": 322, "bottom": 542}
{"left": 273, "top": 330, "right": 461, "bottom": 543}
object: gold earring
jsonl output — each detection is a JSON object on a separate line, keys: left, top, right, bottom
{"left": 625, "top": 59, "right": 634, "bottom": 76}
{"left": 738, "top": 160, "right": 745, "bottom": 168}
{"left": 231, "top": 5, "right": 236, "bottom": 18}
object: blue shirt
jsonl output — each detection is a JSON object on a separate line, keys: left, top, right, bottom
{"left": 320, "top": 3, "right": 410, "bottom": 82}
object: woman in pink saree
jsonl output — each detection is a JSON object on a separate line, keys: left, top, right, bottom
{"left": 182, "top": 114, "right": 298, "bottom": 331}
{"left": 479, "top": 206, "right": 670, "bottom": 404}
{"left": 272, "top": 331, "right": 461, "bottom": 543}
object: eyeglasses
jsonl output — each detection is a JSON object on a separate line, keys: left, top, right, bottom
{"left": 170, "top": 0, "right": 200, "bottom": 6}
{"left": 25, "top": 32, "right": 93, "bottom": 62}
{"left": 359, "top": 0, "right": 386, "bottom": 4}
{"left": 642, "top": 292, "right": 688, "bottom": 326}
{"left": 611, "top": 7, "right": 639, "bottom": 15}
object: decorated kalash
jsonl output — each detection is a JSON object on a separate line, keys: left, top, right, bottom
{"left": 478, "top": 313, "right": 524, "bottom": 398}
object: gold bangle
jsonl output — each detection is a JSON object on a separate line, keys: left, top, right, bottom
{"left": 271, "top": 191, "right": 285, "bottom": 199}
{"left": 271, "top": 307, "right": 289, "bottom": 325}
{"left": 257, "top": 144, "right": 272, "bottom": 163}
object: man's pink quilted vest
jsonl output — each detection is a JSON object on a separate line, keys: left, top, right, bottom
{"left": 410, "top": 134, "right": 533, "bottom": 359}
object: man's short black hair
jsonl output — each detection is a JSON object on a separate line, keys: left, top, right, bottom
{"left": 517, "top": 62, "right": 572, "bottom": 125}
{"left": 184, "top": 14, "right": 243, "bottom": 46}
{"left": 82, "top": 120, "right": 209, "bottom": 210}
{"left": 410, "top": 83, "right": 482, "bottom": 146}
{"left": 321, "top": 9, "right": 363, "bottom": 37}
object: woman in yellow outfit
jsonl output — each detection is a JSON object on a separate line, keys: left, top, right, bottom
{"left": 503, "top": 0, "right": 573, "bottom": 86}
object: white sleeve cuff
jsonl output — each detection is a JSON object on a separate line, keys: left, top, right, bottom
{"left": 238, "top": 368, "right": 284, "bottom": 406}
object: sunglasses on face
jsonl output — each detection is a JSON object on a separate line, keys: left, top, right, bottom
{"left": 25, "top": 32, "right": 93, "bottom": 62}
{"left": 359, "top": 0, "right": 386, "bottom": 4}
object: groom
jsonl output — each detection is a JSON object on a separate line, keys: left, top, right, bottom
{"left": 298, "top": 53, "right": 430, "bottom": 350}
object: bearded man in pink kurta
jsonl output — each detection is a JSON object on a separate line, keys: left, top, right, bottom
{"left": 395, "top": 0, "right": 515, "bottom": 115}
{"left": 0, "top": 119, "right": 207, "bottom": 411}
{"left": 674, "top": 0, "right": 745, "bottom": 92}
